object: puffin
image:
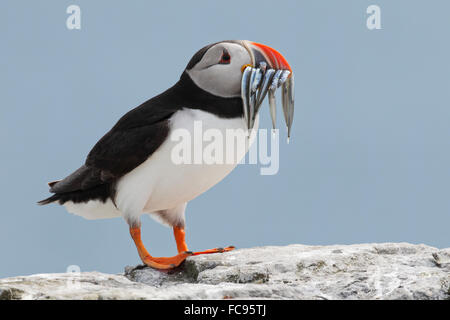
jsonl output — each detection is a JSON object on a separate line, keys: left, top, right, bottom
{"left": 39, "top": 40, "right": 294, "bottom": 270}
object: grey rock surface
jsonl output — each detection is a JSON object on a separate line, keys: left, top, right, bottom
{"left": 1, "top": 243, "right": 449, "bottom": 300}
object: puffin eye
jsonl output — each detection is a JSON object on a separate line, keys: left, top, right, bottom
{"left": 219, "top": 49, "right": 231, "bottom": 64}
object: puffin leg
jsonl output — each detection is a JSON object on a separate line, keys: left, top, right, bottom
{"left": 173, "top": 226, "right": 235, "bottom": 256}
{"left": 129, "top": 227, "right": 193, "bottom": 269}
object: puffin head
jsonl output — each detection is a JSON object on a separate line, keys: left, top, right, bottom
{"left": 184, "top": 40, "right": 294, "bottom": 139}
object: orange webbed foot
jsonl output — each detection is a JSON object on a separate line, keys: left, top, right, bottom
{"left": 191, "top": 246, "right": 235, "bottom": 256}
{"left": 173, "top": 226, "right": 235, "bottom": 257}
{"left": 142, "top": 251, "right": 193, "bottom": 269}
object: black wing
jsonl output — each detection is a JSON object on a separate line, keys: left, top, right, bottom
{"left": 39, "top": 71, "right": 243, "bottom": 204}
{"left": 47, "top": 89, "right": 182, "bottom": 198}
{"left": 85, "top": 103, "right": 175, "bottom": 179}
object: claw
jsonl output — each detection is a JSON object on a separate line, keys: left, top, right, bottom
{"left": 191, "top": 246, "right": 235, "bottom": 256}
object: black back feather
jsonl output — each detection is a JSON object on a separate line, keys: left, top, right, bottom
{"left": 38, "top": 71, "right": 243, "bottom": 206}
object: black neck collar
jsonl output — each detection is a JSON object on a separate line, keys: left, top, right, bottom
{"left": 163, "top": 71, "right": 244, "bottom": 119}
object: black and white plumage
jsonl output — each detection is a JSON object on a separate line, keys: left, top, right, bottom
{"left": 39, "top": 40, "right": 293, "bottom": 268}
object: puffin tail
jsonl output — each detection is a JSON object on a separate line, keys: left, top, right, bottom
{"left": 37, "top": 166, "right": 122, "bottom": 220}
{"left": 37, "top": 194, "right": 61, "bottom": 205}
{"left": 37, "top": 180, "right": 63, "bottom": 205}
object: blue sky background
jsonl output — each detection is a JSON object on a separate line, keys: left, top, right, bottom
{"left": 1, "top": 0, "right": 449, "bottom": 278}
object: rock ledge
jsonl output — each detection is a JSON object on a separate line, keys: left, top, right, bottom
{"left": 1, "top": 243, "right": 449, "bottom": 300}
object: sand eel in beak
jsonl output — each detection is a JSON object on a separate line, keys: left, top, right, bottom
{"left": 38, "top": 40, "right": 294, "bottom": 270}
{"left": 241, "top": 42, "right": 294, "bottom": 140}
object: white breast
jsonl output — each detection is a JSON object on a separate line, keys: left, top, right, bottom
{"left": 114, "top": 108, "right": 258, "bottom": 225}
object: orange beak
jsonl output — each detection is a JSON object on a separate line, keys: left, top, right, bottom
{"left": 249, "top": 41, "right": 292, "bottom": 72}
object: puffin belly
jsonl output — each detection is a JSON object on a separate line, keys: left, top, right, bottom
{"left": 114, "top": 108, "right": 258, "bottom": 224}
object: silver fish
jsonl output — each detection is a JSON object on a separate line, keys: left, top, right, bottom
{"left": 281, "top": 79, "right": 289, "bottom": 131}
{"left": 248, "top": 68, "right": 258, "bottom": 131}
{"left": 258, "top": 61, "right": 267, "bottom": 74}
{"left": 241, "top": 66, "right": 252, "bottom": 131}
{"left": 278, "top": 70, "right": 291, "bottom": 87}
{"left": 252, "top": 68, "right": 262, "bottom": 93}
{"left": 270, "top": 70, "right": 282, "bottom": 91}
{"left": 287, "top": 74, "right": 294, "bottom": 140}
{"left": 268, "top": 87, "right": 277, "bottom": 131}
{"left": 240, "top": 63, "right": 295, "bottom": 143}
{"left": 255, "top": 68, "right": 275, "bottom": 110}
{"left": 281, "top": 74, "right": 294, "bottom": 142}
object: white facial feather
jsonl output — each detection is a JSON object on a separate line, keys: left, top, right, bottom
{"left": 186, "top": 42, "right": 251, "bottom": 98}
